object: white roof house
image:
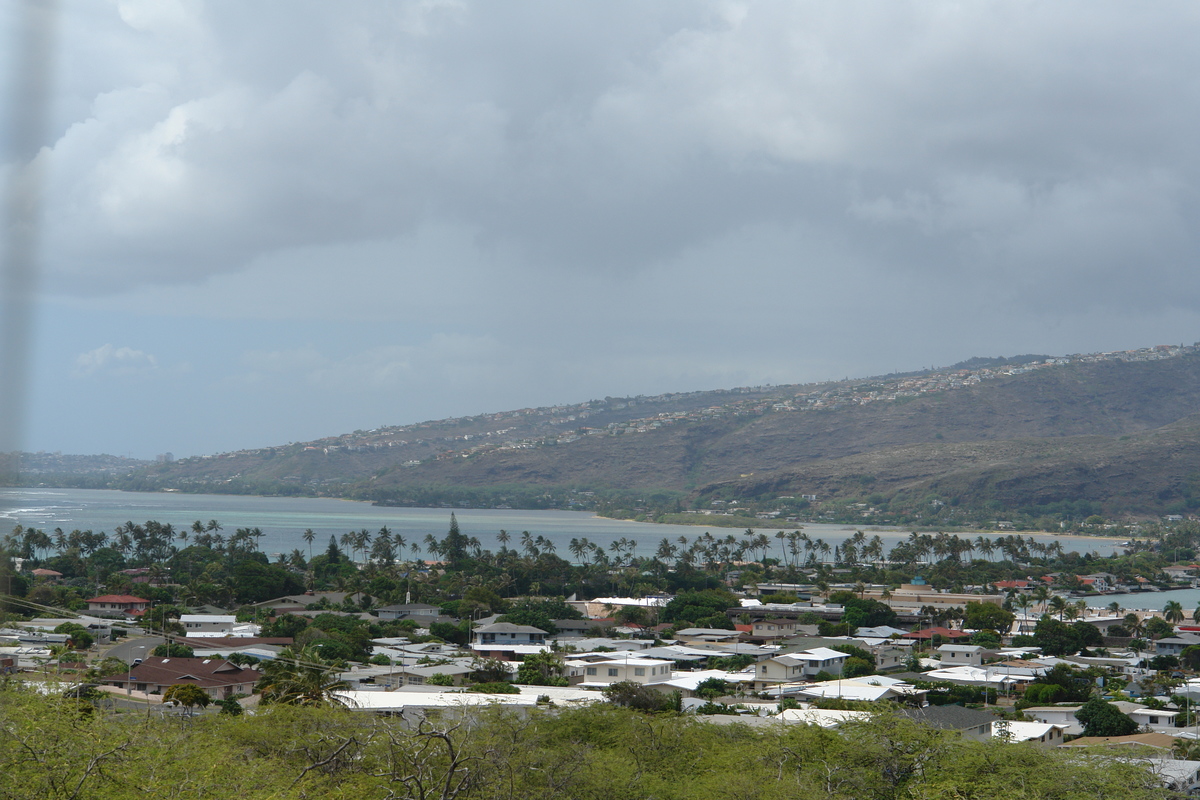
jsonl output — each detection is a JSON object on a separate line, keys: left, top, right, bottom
{"left": 571, "top": 656, "right": 674, "bottom": 687}
{"left": 776, "top": 708, "right": 872, "bottom": 727}
{"left": 795, "top": 677, "right": 924, "bottom": 703}
{"left": 180, "top": 614, "right": 240, "bottom": 636}
{"left": 335, "top": 685, "right": 600, "bottom": 712}
{"left": 660, "top": 669, "right": 755, "bottom": 697}
{"left": 991, "top": 720, "right": 1065, "bottom": 745}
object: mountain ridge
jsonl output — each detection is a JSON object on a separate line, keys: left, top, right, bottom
{"left": 17, "top": 343, "right": 1200, "bottom": 524}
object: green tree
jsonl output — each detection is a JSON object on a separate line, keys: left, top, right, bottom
{"left": 660, "top": 589, "right": 738, "bottom": 628}
{"left": 1076, "top": 698, "right": 1139, "bottom": 737}
{"left": 152, "top": 642, "right": 195, "bottom": 658}
{"left": 497, "top": 597, "right": 582, "bottom": 635}
{"left": 515, "top": 651, "right": 568, "bottom": 686}
{"left": 963, "top": 601, "right": 1015, "bottom": 633}
{"left": 602, "top": 681, "right": 676, "bottom": 713}
{"left": 694, "top": 677, "right": 731, "bottom": 700}
{"left": 162, "top": 683, "right": 211, "bottom": 715}
{"left": 53, "top": 623, "right": 94, "bottom": 650}
{"left": 216, "top": 696, "right": 243, "bottom": 715}
{"left": 1144, "top": 616, "right": 1174, "bottom": 640}
{"left": 1032, "top": 616, "right": 1081, "bottom": 656}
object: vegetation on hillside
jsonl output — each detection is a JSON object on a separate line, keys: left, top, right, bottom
{"left": 0, "top": 688, "right": 1168, "bottom": 800}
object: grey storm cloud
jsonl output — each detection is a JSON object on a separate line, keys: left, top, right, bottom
{"left": 8, "top": 0, "right": 1200, "bottom": 457}
{"left": 29, "top": 1, "right": 1200, "bottom": 298}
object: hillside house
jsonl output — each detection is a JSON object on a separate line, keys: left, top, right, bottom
{"left": 753, "top": 648, "right": 848, "bottom": 689}
{"left": 85, "top": 594, "right": 149, "bottom": 618}
{"left": 572, "top": 656, "right": 674, "bottom": 687}
{"left": 103, "top": 656, "right": 260, "bottom": 700}
{"left": 937, "top": 644, "right": 986, "bottom": 666}
{"left": 180, "top": 614, "right": 238, "bottom": 636}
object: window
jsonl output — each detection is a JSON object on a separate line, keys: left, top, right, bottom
{"left": 586, "top": 667, "right": 597, "bottom": 676}
{"left": 634, "top": 668, "right": 645, "bottom": 676}
{"left": 607, "top": 668, "right": 619, "bottom": 677}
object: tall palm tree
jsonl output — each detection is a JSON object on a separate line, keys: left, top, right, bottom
{"left": 1048, "top": 595, "right": 1068, "bottom": 621}
{"left": 1164, "top": 600, "right": 1185, "bottom": 625}
{"left": 1032, "top": 585, "right": 1051, "bottom": 614}
{"left": 256, "top": 646, "right": 349, "bottom": 707}
{"left": 302, "top": 529, "right": 316, "bottom": 560}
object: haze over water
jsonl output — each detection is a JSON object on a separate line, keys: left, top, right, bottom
{"left": 2, "top": 488, "right": 1127, "bottom": 566}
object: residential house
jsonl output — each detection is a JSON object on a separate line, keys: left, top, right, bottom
{"left": 85, "top": 594, "right": 149, "bottom": 618}
{"left": 660, "top": 669, "right": 754, "bottom": 698}
{"left": 753, "top": 648, "right": 848, "bottom": 689}
{"left": 102, "top": 656, "right": 260, "bottom": 700}
{"left": 672, "top": 627, "right": 744, "bottom": 645}
{"left": 796, "top": 676, "right": 925, "bottom": 704}
{"left": 377, "top": 663, "right": 475, "bottom": 688}
{"left": 992, "top": 720, "right": 1064, "bottom": 745}
{"left": 901, "top": 627, "right": 972, "bottom": 643}
{"left": 898, "top": 705, "right": 997, "bottom": 741}
{"left": 749, "top": 618, "right": 799, "bottom": 642}
{"left": 937, "top": 644, "right": 986, "bottom": 667}
{"left": 1154, "top": 633, "right": 1200, "bottom": 657}
{"left": 470, "top": 623, "right": 549, "bottom": 659}
{"left": 250, "top": 592, "right": 366, "bottom": 613}
{"left": 1021, "top": 706, "right": 1084, "bottom": 736}
{"left": 1112, "top": 700, "right": 1179, "bottom": 729}
{"left": 180, "top": 614, "right": 238, "bottom": 636}
{"left": 873, "top": 646, "right": 909, "bottom": 672}
{"left": 573, "top": 656, "right": 673, "bottom": 687}
{"left": 375, "top": 603, "right": 442, "bottom": 621}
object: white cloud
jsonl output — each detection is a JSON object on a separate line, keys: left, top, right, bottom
{"left": 72, "top": 344, "right": 158, "bottom": 377}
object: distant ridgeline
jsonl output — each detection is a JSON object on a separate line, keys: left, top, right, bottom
{"left": 23, "top": 342, "right": 1200, "bottom": 528}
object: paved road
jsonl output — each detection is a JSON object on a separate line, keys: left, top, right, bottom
{"left": 107, "top": 635, "right": 164, "bottom": 665}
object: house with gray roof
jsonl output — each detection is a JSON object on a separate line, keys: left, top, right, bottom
{"left": 898, "top": 705, "right": 997, "bottom": 741}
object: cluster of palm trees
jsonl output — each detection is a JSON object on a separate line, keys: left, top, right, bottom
{"left": 1009, "top": 587, "right": 1092, "bottom": 621}
{"left": 4, "top": 525, "right": 108, "bottom": 560}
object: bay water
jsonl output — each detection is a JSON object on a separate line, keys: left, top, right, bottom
{"left": 2, "top": 487, "right": 1128, "bottom": 567}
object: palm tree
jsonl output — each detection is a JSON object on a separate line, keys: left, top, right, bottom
{"left": 496, "top": 529, "right": 511, "bottom": 553}
{"left": 1032, "top": 585, "right": 1051, "bottom": 614}
{"left": 1164, "top": 600, "right": 1185, "bottom": 625}
{"left": 302, "top": 529, "right": 316, "bottom": 560}
{"left": 1048, "top": 595, "right": 1068, "bottom": 621}
{"left": 256, "top": 646, "right": 349, "bottom": 707}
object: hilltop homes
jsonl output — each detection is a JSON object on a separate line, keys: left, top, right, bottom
{"left": 85, "top": 594, "right": 149, "bottom": 619}
{"left": 102, "top": 656, "right": 260, "bottom": 700}
{"left": 752, "top": 648, "right": 849, "bottom": 690}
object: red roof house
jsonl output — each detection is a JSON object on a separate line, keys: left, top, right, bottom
{"left": 102, "top": 656, "right": 260, "bottom": 700}
{"left": 86, "top": 594, "right": 150, "bottom": 617}
{"left": 901, "top": 627, "right": 971, "bottom": 641}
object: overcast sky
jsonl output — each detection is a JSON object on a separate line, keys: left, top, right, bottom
{"left": 3, "top": 0, "right": 1200, "bottom": 459}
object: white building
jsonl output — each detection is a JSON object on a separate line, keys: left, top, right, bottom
{"left": 180, "top": 615, "right": 240, "bottom": 637}
{"left": 572, "top": 656, "right": 674, "bottom": 687}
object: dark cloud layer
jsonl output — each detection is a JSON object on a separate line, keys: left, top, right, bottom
{"left": 6, "top": 1, "right": 1200, "bottom": 457}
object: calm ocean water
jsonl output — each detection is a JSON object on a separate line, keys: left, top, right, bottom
{"left": 0, "top": 487, "right": 1128, "bottom": 565}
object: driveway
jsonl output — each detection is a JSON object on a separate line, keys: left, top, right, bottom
{"left": 107, "top": 635, "right": 164, "bottom": 665}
